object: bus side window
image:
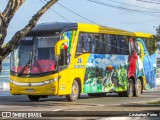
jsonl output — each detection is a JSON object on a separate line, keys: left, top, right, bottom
{"left": 110, "top": 35, "right": 117, "bottom": 54}
{"left": 103, "top": 34, "right": 112, "bottom": 54}
{"left": 129, "top": 37, "right": 136, "bottom": 55}
{"left": 91, "top": 34, "right": 95, "bottom": 53}
{"left": 77, "top": 34, "right": 83, "bottom": 54}
{"left": 76, "top": 33, "right": 91, "bottom": 55}
{"left": 94, "top": 34, "right": 104, "bottom": 54}
{"left": 117, "top": 35, "right": 129, "bottom": 55}
{"left": 83, "top": 33, "right": 90, "bottom": 52}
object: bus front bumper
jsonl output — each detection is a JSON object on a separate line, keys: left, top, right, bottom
{"left": 10, "top": 82, "right": 58, "bottom": 95}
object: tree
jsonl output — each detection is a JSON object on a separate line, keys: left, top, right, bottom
{"left": 0, "top": 0, "right": 58, "bottom": 73}
{"left": 155, "top": 25, "right": 160, "bottom": 42}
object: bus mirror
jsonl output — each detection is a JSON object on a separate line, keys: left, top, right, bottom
{"left": 55, "top": 40, "right": 68, "bottom": 57}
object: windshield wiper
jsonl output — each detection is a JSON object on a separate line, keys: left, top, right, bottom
{"left": 18, "top": 52, "right": 32, "bottom": 76}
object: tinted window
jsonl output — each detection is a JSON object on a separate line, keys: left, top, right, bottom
{"left": 94, "top": 34, "right": 104, "bottom": 54}
{"left": 77, "top": 32, "right": 129, "bottom": 55}
{"left": 104, "top": 34, "right": 112, "bottom": 54}
{"left": 77, "top": 33, "right": 91, "bottom": 54}
{"left": 117, "top": 35, "right": 129, "bottom": 55}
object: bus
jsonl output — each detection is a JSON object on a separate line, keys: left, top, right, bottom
{"left": 10, "top": 22, "right": 156, "bottom": 101}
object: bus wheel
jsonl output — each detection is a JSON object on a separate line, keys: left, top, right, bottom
{"left": 123, "top": 79, "right": 134, "bottom": 97}
{"left": 66, "top": 80, "right": 79, "bottom": 102}
{"left": 28, "top": 95, "right": 40, "bottom": 101}
{"left": 118, "top": 79, "right": 134, "bottom": 97}
{"left": 134, "top": 79, "right": 142, "bottom": 97}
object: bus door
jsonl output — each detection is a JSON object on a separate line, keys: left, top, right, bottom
{"left": 57, "top": 42, "right": 69, "bottom": 95}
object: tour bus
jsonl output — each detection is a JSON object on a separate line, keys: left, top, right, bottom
{"left": 10, "top": 22, "right": 156, "bottom": 101}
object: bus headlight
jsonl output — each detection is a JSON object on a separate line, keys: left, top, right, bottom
{"left": 44, "top": 77, "right": 58, "bottom": 84}
{"left": 10, "top": 80, "right": 13, "bottom": 83}
{"left": 10, "top": 77, "right": 59, "bottom": 86}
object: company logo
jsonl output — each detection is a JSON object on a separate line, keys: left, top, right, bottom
{"left": 2, "top": 112, "right": 11, "bottom": 117}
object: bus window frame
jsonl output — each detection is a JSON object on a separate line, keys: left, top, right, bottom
{"left": 75, "top": 32, "right": 130, "bottom": 57}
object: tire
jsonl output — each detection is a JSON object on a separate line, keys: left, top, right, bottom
{"left": 120, "top": 79, "right": 134, "bottom": 97}
{"left": 126, "top": 79, "right": 134, "bottom": 97}
{"left": 134, "top": 79, "right": 142, "bottom": 97}
{"left": 66, "top": 80, "right": 79, "bottom": 102}
{"left": 28, "top": 95, "right": 40, "bottom": 101}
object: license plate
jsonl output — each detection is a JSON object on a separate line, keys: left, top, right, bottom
{"left": 26, "top": 89, "right": 35, "bottom": 92}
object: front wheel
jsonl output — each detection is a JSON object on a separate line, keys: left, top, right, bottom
{"left": 28, "top": 95, "right": 40, "bottom": 101}
{"left": 66, "top": 80, "right": 79, "bottom": 102}
{"left": 125, "top": 79, "right": 134, "bottom": 97}
{"left": 134, "top": 79, "right": 142, "bottom": 97}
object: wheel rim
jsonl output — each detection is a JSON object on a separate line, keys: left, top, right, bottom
{"left": 129, "top": 82, "right": 133, "bottom": 94}
{"left": 136, "top": 80, "right": 142, "bottom": 95}
{"left": 71, "top": 82, "right": 79, "bottom": 100}
{"left": 128, "top": 80, "right": 133, "bottom": 96}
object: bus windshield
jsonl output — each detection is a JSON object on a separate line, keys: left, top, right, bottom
{"left": 10, "top": 36, "right": 58, "bottom": 75}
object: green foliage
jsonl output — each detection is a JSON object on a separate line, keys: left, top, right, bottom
{"left": 144, "top": 38, "right": 156, "bottom": 55}
{"left": 155, "top": 25, "right": 160, "bottom": 42}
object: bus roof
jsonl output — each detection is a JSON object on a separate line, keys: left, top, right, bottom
{"left": 78, "top": 23, "right": 153, "bottom": 38}
{"left": 78, "top": 23, "right": 136, "bottom": 36}
{"left": 134, "top": 32, "right": 153, "bottom": 38}
{"left": 27, "top": 22, "right": 77, "bottom": 36}
{"left": 27, "top": 22, "right": 153, "bottom": 38}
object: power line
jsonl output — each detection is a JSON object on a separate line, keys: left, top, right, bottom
{"left": 57, "top": 3, "right": 97, "bottom": 24}
{"left": 87, "top": 0, "right": 160, "bottom": 17}
{"left": 42, "top": 0, "right": 98, "bottom": 24}
{"left": 136, "top": 0, "right": 160, "bottom": 4}
{"left": 39, "top": 0, "right": 70, "bottom": 22}
{"left": 107, "top": 0, "right": 160, "bottom": 13}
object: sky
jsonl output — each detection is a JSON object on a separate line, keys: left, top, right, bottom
{"left": 0, "top": 0, "right": 160, "bottom": 43}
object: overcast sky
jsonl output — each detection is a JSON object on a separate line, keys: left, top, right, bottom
{"left": 0, "top": 0, "right": 160, "bottom": 43}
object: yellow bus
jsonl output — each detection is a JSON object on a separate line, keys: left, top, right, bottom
{"left": 10, "top": 22, "right": 156, "bottom": 101}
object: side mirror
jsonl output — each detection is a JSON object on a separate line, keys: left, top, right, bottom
{"left": 55, "top": 40, "right": 68, "bottom": 57}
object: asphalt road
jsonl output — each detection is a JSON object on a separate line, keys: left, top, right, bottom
{"left": 0, "top": 89, "right": 160, "bottom": 110}
{"left": 0, "top": 88, "right": 160, "bottom": 119}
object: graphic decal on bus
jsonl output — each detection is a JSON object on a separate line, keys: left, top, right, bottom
{"left": 135, "top": 38, "right": 156, "bottom": 89}
{"left": 83, "top": 54, "right": 129, "bottom": 93}
{"left": 83, "top": 38, "right": 156, "bottom": 93}
{"left": 60, "top": 30, "right": 77, "bottom": 65}
{"left": 62, "top": 30, "right": 77, "bottom": 53}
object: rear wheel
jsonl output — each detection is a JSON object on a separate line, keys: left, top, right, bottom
{"left": 134, "top": 79, "right": 142, "bottom": 97}
{"left": 119, "top": 79, "right": 134, "bottom": 97}
{"left": 126, "top": 79, "right": 134, "bottom": 97}
{"left": 28, "top": 95, "right": 40, "bottom": 101}
{"left": 66, "top": 80, "right": 79, "bottom": 101}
